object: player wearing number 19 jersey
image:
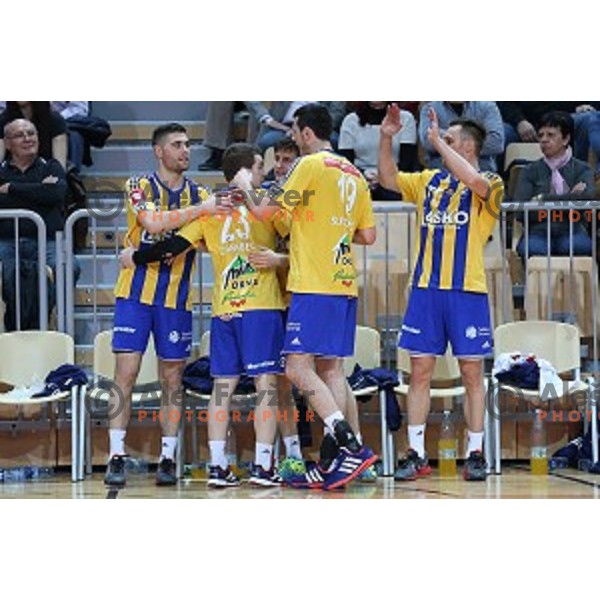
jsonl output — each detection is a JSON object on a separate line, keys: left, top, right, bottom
{"left": 239, "top": 104, "right": 378, "bottom": 490}
{"left": 268, "top": 143, "right": 375, "bottom": 357}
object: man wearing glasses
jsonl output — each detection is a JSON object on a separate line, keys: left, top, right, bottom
{"left": 0, "top": 119, "right": 67, "bottom": 331}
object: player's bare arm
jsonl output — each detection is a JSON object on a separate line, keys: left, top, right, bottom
{"left": 427, "top": 107, "right": 491, "bottom": 200}
{"left": 378, "top": 104, "right": 402, "bottom": 192}
{"left": 352, "top": 227, "right": 377, "bottom": 246}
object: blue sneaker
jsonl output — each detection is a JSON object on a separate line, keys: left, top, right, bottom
{"left": 322, "top": 446, "right": 378, "bottom": 491}
{"left": 286, "top": 464, "right": 326, "bottom": 489}
{"left": 207, "top": 465, "right": 241, "bottom": 488}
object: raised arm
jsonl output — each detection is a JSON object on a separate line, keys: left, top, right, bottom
{"left": 427, "top": 107, "right": 491, "bottom": 200}
{"left": 378, "top": 104, "right": 403, "bottom": 192}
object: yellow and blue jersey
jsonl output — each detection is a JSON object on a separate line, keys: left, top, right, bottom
{"left": 396, "top": 169, "right": 504, "bottom": 293}
{"left": 268, "top": 150, "right": 374, "bottom": 297}
{"left": 177, "top": 198, "right": 288, "bottom": 317}
{"left": 114, "top": 173, "right": 210, "bottom": 311}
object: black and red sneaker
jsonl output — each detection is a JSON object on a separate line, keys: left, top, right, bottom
{"left": 463, "top": 451, "right": 488, "bottom": 481}
{"left": 394, "top": 449, "right": 432, "bottom": 481}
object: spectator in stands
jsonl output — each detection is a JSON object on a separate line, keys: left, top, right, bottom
{"left": 51, "top": 102, "right": 89, "bottom": 172}
{"left": 514, "top": 111, "right": 595, "bottom": 259}
{"left": 338, "top": 101, "right": 418, "bottom": 200}
{"left": 0, "top": 119, "right": 67, "bottom": 331}
{"left": 419, "top": 101, "right": 504, "bottom": 172}
{"left": 589, "top": 111, "right": 600, "bottom": 184}
{"left": 0, "top": 102, "right": 67, "bottom": 170}
{"left": 198, "top": 102, "right": 346, "bottom": 169}
{"left": 498, "top": 101, "right": 600, "bottom": 164}
{"left": 197, "top": 101, "right": 251, "bottom": 171}
{"left": 253, "top": 101, "right": 346, "bottom": 152}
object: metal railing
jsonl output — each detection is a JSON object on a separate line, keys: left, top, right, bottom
{"left": 502, "top": 198, "right": 600, "bottom": 371}
{"left": 0, "top": 210, "right": 48, "bottom": 330}
{"left": 38, "top": 195, "right": 600, "bottom": 475}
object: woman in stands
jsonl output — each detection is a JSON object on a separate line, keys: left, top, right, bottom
{"left": 0, "top": 101, "right": 67, "bottom": 169}
{"left": 514, "top": 111, "right": 595, "bottom": 258}
{"left": 338, "top": 101, "right": 418, "bottom": 200}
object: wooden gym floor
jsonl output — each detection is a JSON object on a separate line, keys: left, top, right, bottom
{"left": 1, "top": 465, "right": 599, "bottom": 499}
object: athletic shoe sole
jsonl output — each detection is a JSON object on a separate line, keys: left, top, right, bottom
{"left": 394, "top": 465, "right": 433, "bottom": 482}
{"left": 207, "top": 480, "right": 241, "bottom": 488}
{"left": 324, "top": 453, "right": 379, "bottom": 491}
{"left": 248, "top": 477, "right": 282, "bottom": 488}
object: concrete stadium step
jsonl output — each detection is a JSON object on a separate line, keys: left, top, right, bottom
{"left": 81, "top": 172, "right": 227, "bottom": 194}
{"left": 92, "top": 101, "right": 209, "bottom": 122}
{"left": 88, "top": 144, "right": 210, "bottom": 173}
{"left": 107, "top": 120, "right": 249, "bottom": 144}
{"left": 76, "top": 254, "right": 121, "bottom": 284}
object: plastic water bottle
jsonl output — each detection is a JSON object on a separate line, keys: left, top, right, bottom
{"left": 0, "top": 466, "right": 54, "bottom": 482}
{"left": 531, "top": 409, "right": 548, "bottom": 475}
{"left": 1, "top": 467, "right": 27, "bottom": 482}
{"left": 438, "top": 410, "right": 457, "bottom": 477}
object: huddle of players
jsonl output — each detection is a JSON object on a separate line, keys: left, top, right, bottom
{"left": 105, "top": 102, "right": 503, "bottom": 489}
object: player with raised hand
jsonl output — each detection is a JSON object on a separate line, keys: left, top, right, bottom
{"left": 379, "top": 104, "right": 504, "bottom": 481}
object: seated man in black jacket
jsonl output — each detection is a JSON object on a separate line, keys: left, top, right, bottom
{"left": 0, "top": 118, "right": 68, "bottom": 330}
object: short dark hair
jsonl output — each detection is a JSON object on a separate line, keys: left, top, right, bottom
{"left": 222, "top": 143, "right": 262, "bottom": 183}
{"left": 449, "top": 118, "right": 487, "bottom": 156}
{"left": 152, "top": 122, "right": 187, "bottom": 146}
{"left": 538, "top": 111, "right": 573, "bottom": 141}
{"left": 273, "top": 137, "right": 300, "bottom": 156}
{"left": 294, "top": 103, "right": 332, "bottom": 141}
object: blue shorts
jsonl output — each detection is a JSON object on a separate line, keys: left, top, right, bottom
{"left": 210, "top": 310, "right": 286, "bottom": 377}
{"left": 283, "top": 293, "right": 357, "bottom": 358}
{"left": 399, "top": 288, "right": 492, "bottom": 358}
{"left": 112, "top": 298, "right": 192, "bottom": 361}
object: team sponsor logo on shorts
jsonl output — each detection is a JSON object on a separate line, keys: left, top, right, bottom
{"left": 114, "top": 326, "right": 136, "bottom": 334}
{"left": 290, "top": 337, "right": 302, "bottom": 346}
{"left": 465, "top": 326, "right": 477, "bottom": 340}
{"left": 287, "top": 321, "right": 301, "bottom": 332}
{"left": 401, "top": 324, "right": 421, "bottom": 335}
{"left": 247, "top": 360, "right": 276, "bottom": 370}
